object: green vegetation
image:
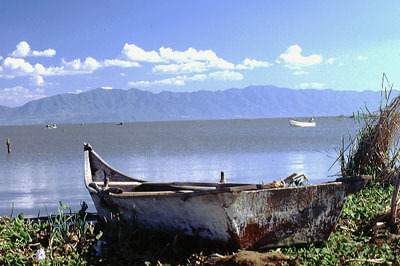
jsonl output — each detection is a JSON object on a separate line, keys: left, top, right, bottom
{"left": 1, "top": 184, "right": 399, "bottom": 265}
{"left": 273, "top": 183, "right": 400, "bottom": 265}
{"left": 0, "top": 202, "right": 99, "bottom": 265}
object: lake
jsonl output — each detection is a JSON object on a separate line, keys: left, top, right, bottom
{"left": 0, "top": 117, "right": 355, "bottom": 217}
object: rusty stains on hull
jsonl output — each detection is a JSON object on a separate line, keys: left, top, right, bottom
{"left": 83, "top": 144, "right": 372, "bottom": 249}
{"left": 225, "top": 183, "right": 349, "bottom": 249}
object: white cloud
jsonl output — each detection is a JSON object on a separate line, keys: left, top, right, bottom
{"left": 11, "top": 41, "right": 56, "bottom": 58}
{"left": 129, "top": 71, "right": 243, "bottom": 87}
{"left": 103, "top": 59, "right": 140, "bottom": 68}
{"left": 129, "top": 80, "right": 151, "bottom": 87}
{"left": 70, "top": 89, "right": 84, "bottom": 94}
{"left": 357, "top": 56, "right": 368, "bottom": 61}
{"left": 3, "top": 57, "right": 35, "bottom": 74}
{"left": 63, "top": 57, "right": 101, "bottom": 72}
{"left": 30, "top": 75, "right": 44, "bottom": 86}
{"left": 279, "top": 45, "right": 322, "bottom": 69}
{"left": 156, "top": 77, "right": 185, "bottom": 86}
{"left": 153, "top": 61, "right": 208, "bottom": 74}
{"left": 293, "top": 70, "right": 308, "bottom": 75}
{"left": 122, "top": 44, "right": 236, "bottom": 74}
{"left": 120, "top": 73, "right": 126, "bottom": 76}
{"left": 0, "top": 54, "right": 142, "bottom": 79}
{"left": 187, "top": 74, "right": 208, "bottom": 81}
{"left": 298, "top": 82, "right": 325, "bottom": 89}
{"left": 208, "top": 70, "right": 243, "bottom": 80}
{"left": 129, "top": 77, "right": 185, "bottom": 87}
{"left": 122, "top": 43, "right": 162, "bottom": 63}
{"left": 159, "top": 47, "right": 221, "bottom": 63}
{"left": 31, "top": 48, "right": 56, "bottom": 57}
{"left": 101, "top": 86, "right": 113, "bottom": 90}
{"left": 11, "top": 41, "right": 31, "bottom": 57}
{"left": 152, "top": 56, "right": 234, "bottom": 74}
{"left": 236, "top": 58, "right": 271, "bottom": 70}
{"left": 326, "top": 58, "right": 336, "bottom": 64}
{"left": 0, "top": 86, "right": 46, "bottom": 106}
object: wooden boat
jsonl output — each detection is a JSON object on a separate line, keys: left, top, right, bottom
{"left": 83, "top": 143, "right": 370, "bottom": 249}
{"left": 289, "top": 118, "right": 316, "bottom": 127}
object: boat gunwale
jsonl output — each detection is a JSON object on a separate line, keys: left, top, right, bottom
{"left": 84, "top": 143, "right": 370, "bottom": 198}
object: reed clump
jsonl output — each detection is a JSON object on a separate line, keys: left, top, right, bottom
{"left": 339, "top": 75, "right": 400, "bottom": 182}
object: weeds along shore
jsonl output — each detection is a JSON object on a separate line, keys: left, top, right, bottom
{"left": 0, "top": 182, "right": 399, "bottom": 265}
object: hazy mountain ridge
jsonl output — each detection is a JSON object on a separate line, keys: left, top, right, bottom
{"left": 0, "top": 85, "right": 386, "bottom": 125}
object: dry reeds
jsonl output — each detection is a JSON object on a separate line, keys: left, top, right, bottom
{"left": 339, "top": 74, "right": 400, "bottom": 181}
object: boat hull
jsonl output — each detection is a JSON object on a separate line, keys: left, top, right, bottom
{"left": 84, "top": 144, "right": 369, "bottom": 249}
{"left": 90, "top": 181, "right": 352, "bottom": 249}
{"left": 289, "top": 119, "right": 316, "bottom": 127}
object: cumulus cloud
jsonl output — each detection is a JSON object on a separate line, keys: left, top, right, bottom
{"left": 129, "top": 70, "right": 243, "bottom": 87}
{"left": 236, "top": 58, "right": 271, "bottom": 70}
{"left": 129, "top": 80, "right": 151, "bottom": 87}
{"left": 101, "top": 86, "right": 113, "bottom": 90}
{"left": 30, "top": 75, "right": 44, "bottom": 86}
{"left": 70, "top": 89, "right": 84, "bottom": 94}
{"left": 122, "top": 44, "right": 236, "bottom": 74}
{"left": 62, "top": 57, "right": 101, "bottom": 73}
{"left": 129, "top": 77, "right": 185, "bottom": 87}
{"left": 159, "top": 47, "right": 220, "bottom": 63}
{"left": 122, "top": 43, "right": 162, "bottom": 63}
{"left": 357, "top": 56, "right": 368, "bottom": 61}
{"left": 1, "top": 55, "right": 143, "bottom": 78}
{"left": 103, "top": 59, "right": 140, "bottom": 68}
{"left": 208, "top": 70, "right": 243, "bottom": 80}
{"left": 153, "top": 61, "right": 208, "bottom": 74}
{"left": 11, "top": 41, "right": 31, "bottom": 57}
{"left": 298, "top": 82, "right": 325, "bottom": 89}
{"left": 3, "top": 57, "right": 35, "bottom": 75}
{"left": 0, "top": 86, "right": 46, "bottom": 107}
{"left": 31, "top": 49, "right": 56, "bottom": 57}
{"left": 152, "top": 56, "right": 234, "bottom": 74}
{"left": 279, "top": 45, "right": 322, "bottom": 69}
{"left": 11, "top": 41, "right": 56, "bottom": 58}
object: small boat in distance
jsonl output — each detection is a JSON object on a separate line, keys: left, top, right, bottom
{"left": 289, "top": 117, "right": 316, "bottom": 127}
{"left": 83, "top": 143, "right": 370, "bottom": 249}
{"left": 45, "top": 124, "right": 57, "bottom": 129}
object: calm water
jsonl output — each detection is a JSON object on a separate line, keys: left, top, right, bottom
{"left": 0, "top": 117, "right": 355, "bottom": 217}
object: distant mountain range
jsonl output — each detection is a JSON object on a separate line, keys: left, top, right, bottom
{"left": 0, "top": 85, "right": 389, "bottom": 125}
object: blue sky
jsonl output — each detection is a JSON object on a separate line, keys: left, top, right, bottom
{"left": 1, "top": 1, "right": 400, "bottom": 106}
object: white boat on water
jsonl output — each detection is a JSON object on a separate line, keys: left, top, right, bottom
{"left": 45, "top": 124, "right": 57, "bottom": 129}
{"left": 289, "top": 118, "right": 316, "bottom": 127}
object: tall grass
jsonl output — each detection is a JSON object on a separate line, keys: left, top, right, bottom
{"left": 338, "top": 74, "right": 400, "bottom": 182}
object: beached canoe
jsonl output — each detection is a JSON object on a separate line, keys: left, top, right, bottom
{"left": 83, "top": 143, "right": 370, "bottom": 249}
{"left": 289, "top": 118, "right": 316, "bottom": 127}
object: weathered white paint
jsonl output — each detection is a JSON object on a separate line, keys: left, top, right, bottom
{"left": 83, "top": 144, "right": 368, "bottom": 249}
{"left": 289, "top": 119, "right": 316, "bottom": 127}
